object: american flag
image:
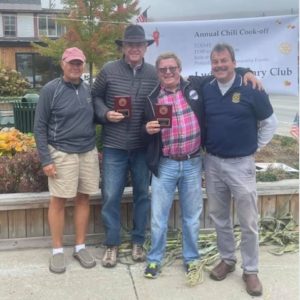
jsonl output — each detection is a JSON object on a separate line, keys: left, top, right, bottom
{"left": 290, "top": 112, "right": 299, "bottom": 139}
{"left": 136, "top": 8, "right": 148, "bottom": 23}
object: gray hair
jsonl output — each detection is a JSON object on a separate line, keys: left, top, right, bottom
{"left": 155, "top": 52, "right": 182, "bottom": 70}
{"left": 210, "top": 43, "right": 236, "bottom": 62}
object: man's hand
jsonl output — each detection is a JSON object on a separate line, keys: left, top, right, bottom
{"left": 106, "top": 111, "right": 125, "bottom": 122}
{"left": 243, "top": 72, "right": 264, "bottom": 90}
{"left": 43, "top": 163, "right": 57, "bottom": 177}
{"left": 146, "top": 120, "right": 161, "bottom": 135}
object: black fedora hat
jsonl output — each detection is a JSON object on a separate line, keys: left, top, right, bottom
{"left": 115, "top": 24, "right": 154, "bottom": 46}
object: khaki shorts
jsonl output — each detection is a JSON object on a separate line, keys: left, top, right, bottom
{"left": 48, "top": 145, "right": 100, "bottom": 198}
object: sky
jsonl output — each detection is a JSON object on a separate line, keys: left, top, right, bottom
{"left": 139, "top": 0, "right": 298, "bottom": 20}
{"left": 41, "top": 0, "right": 298, "bottom": 20}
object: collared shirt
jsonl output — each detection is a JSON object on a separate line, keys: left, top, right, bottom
{"left": 203, "top": 74, "right": 274, "bottom": 157}
{"left": 34, "top": 77, "right": 96, "bottom": 166}
{"left": 158, "top": 87, "right": 201, "bottom": 156}
{"left": 126, "top": 60, "right": 143, "bottom": 76}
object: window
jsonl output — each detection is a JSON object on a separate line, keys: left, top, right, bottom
{"left": 16, "top": 53, "right": 61, "bottom": 88}
{"left": 3, "top": 14, "right": 16, "bottom": 37}
{"left": 38, "top": 15, "right": 65, "bottom": 37}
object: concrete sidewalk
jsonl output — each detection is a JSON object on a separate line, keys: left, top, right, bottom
{"left": 0, "top": 246, "right": 298, "bottom": 300}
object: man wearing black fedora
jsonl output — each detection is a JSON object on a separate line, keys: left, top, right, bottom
{"left": 92, "top": 24, "right": 157, "bottom": 268}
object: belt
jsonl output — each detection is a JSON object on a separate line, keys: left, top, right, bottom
{"left": 208, "top": 152, "right": 243, "bottom": 159}
{"left": 164, "top": 151, "right": 200, "bottom": 161}
{"left": 208, "top": 152, "right": 226, "bottom": 158}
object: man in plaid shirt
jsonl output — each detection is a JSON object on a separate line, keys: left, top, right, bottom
{"left": 141, "top": 51, "right": 260, "bottom": 280}
{"left": 142, "top": 52, "right": 205, "bottom": 279}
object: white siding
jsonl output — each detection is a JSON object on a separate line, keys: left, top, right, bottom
{"left": 0, "top": 15, "right": 3, "bottom": 37}
{"left": 17, "top": 14, "right": 35, "bottom": 37}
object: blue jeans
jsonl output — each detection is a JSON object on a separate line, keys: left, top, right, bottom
{"left": 147, "top": 156, "right": 203, "bottom": 265}
{"left": 101, "top": 147, "right": 150, "bottom": 246}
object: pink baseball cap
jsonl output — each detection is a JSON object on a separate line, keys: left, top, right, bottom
{"left": 62, "top": 47, "right": 86, "bottom": 62}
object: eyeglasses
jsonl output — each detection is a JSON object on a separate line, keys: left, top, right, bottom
{"left": 158, "top": 66, "right": 178, "bottom": 74}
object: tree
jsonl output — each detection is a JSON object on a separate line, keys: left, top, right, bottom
{"left": 33, "top": 0, "right": 140, "bottom": 85}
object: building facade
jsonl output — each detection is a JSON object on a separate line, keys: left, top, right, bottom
{"left": 0, "top": 0, "right": 66, "bottom": 88}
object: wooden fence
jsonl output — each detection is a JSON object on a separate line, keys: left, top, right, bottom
{"left": 0, "top": 179, "right": 298, "bottom": 250}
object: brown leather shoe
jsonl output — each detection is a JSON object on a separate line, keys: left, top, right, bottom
{"left": 210, "top": 260, "right": 235, "bottom": 281}
{"left": 242, "top": 274, "right": 263, "bottom": 297}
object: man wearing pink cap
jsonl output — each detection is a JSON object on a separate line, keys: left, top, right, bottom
{"left": 34, "top": 47, "right": 100, "bottom": 274}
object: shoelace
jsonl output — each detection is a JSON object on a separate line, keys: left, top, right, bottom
{"left": 134, "top": 245, "right": 143, "bottom": 255}
{"left": 106, "top": 248, "right": 115, "bottom": 260}
{"left": 186, "top": 263, "right": 202, "bottom": 286}
{"left": 187, "top": 263, "right": 197, "bottom": 273}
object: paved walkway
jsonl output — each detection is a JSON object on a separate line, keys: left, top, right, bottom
{"left": 0, "top": 245, "right": 298, "bottom": 300}
{"left": 269, "top": 94, "right": 298, "bottom": 137}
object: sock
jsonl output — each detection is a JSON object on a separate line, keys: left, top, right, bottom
{"left": 52, "top": 248, "right": 64, "bottom": 255}
{"left": 75, "top": 244, "right": 86, "bottom": 253}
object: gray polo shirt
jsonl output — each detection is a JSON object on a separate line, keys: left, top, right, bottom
{"left": 34, "top": 77, "right": 96, "bottom": 166}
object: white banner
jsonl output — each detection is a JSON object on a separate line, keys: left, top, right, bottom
{"left": 142, "top": 15, "right": 299, "bottom": 96}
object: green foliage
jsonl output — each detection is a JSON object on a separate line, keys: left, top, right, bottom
{"left": 95, "top": 124, "right": 103, "bottom": 152}
{"left": 117, "top": 214, "right": 298, "bottom": 286}
{"left": 32, "top": 36, "right": 68, "bottom": 66}
{"left": 280, "top": 135, "right": 298, "bottom": 147}
{"left": 255, "top": 134, "right": 299, "bottom": 179}
{"left": 256, "top": 167, "right": 299, "bottom": 182}
{"left": 259, "top": 213, "right": 299, "bottom": 255}
{"left": 0, "top": 68, "right": 31, "bottom": 96}
{"left": 0, "top": 97, "right": 21, "bottom": 102}
{"left": 256, "top": 171, "right": 278, "bottom": 182}
{"left": 33, "top": 0, "right": 141, "bottom": 84}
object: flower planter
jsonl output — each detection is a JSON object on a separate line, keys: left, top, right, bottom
{"left": 0, "top": 179, "right": 298, "bottom": 250}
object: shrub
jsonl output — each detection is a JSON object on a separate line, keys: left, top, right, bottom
{"left": 0, "top": 68, "right": 31, "bottom": 96}
{"left": 0, "top": 128, "right": 36, "bottom": 156}
{"left": 256, "top": 167, "right": 299, "bottom": 182}
{"left": 0, "top": 128, "right": 47, "bottom": 193}
{"left": 95, "top": 124, "right": 103, "bottom": 152}
{"left": 0, "top": 150, "right": 48, "bottom": 193}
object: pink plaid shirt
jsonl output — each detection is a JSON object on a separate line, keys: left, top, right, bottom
{"left": 158, "top": 87, "right": 201, "bottom": 156}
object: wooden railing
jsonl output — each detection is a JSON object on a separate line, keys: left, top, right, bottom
{"left": 0, "top": 179, "right": 298, "bottom": 250}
